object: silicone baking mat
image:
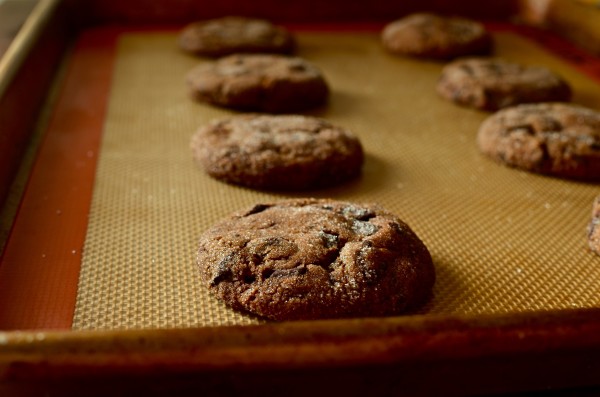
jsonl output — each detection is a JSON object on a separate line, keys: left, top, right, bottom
{"left": 72, "top": 31, "right": 600, "bottom": 330}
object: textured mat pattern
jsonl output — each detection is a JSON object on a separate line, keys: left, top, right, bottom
{"left": 72, "top": 31, "right": 600, "bottom": 330}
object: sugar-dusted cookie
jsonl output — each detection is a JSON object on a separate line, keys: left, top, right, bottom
{"left": 191, "top": 114, "right": 363, "bottom": 190}
{"left": 589, "top": 195, "right": 600, "bottom": 255}
{"left": 196, "top": 198, "right": 435, "bottom": 320}
{"left": 381, "top": 13, "right": 492, "bottom": 59}
{"left": 179, "top": 16, "right": 295, "bottom": 57}
{"left": 437, "top": 57, "right": 572, "bottom": 111}
{"left": 477, "top": 103, "right": 600, "bottom": 180}
{"left": 186, "top": 54, "right": 329, "bottom": 113}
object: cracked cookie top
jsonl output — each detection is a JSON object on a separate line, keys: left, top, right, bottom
{"left": 477, "top": 103, "right": 600, "bottom": 180}
{"left": 196, "top": 198, "right": 435, "bottom": 321}
{"left": 186, "top": 54, "right": 329, "bottom": 113}
{"left": 436, "top": 57, "right": 572, "bottom": 111}
{"left": 381, "top": 13, "right": 492, "bottom": 59}
{"left": 179, "top": 16, "right": 295, "bottom": 57}
{"left": 190, "top": 114, "right": 364, "bottom": 190}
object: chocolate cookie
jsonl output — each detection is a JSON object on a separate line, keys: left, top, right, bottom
{"left": 186, "top": 54, "right": 329, "bottom": 113}
{"left": 588, "top": 195, "right": 600, "bottom": 255}
{"left": 179, "top": 16, "right": 295, "bottom": 57}
{"left": 437, "top": 57, "right": 572, "bottom": 111}
{"left": 196, "top": 199, "right": 435, "bottom": 320}
{"left": 190, "top": 114, "right": 364, "bottom": 190}
{"left": 381, "top": 13, "right": 492, "bottom": 59}
{"left": 477, "top": 103, "right": 600, "bottom": 180}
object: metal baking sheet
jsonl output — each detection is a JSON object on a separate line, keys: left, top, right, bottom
{"left": 1, "top": 1, "right": 600, "bottom": 394}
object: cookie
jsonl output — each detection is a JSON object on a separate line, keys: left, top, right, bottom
{"left": 186, "top": 54, "right": 329, "bottom": 113}
{"left": 477, "top": 103, "right": 600, "bottom": 180}
{"left": 588, "top": 195, "right": 600, "bottom": 255}
{"left": 381, "top": 13, "right": 492, "bottom": 59}
{"left": 179, "top": 16, "right": 295, "bottom": 57}
{"left": 190, "top": 114, "right": 364, "bottom": 190}
{"left": 196, "top": 198, "right": 435, "bottom": 320}
{"left": 437, "top": 57, "right": 572, "bottom": 111}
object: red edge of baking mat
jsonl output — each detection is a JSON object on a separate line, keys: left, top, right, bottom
{"left": 0, "top": 27, "right": 119, "bottom": 330}
{"left": 1, "top": 22, "right": 600, "bottom": 331}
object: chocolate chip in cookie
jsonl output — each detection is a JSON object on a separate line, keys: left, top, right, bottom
{"left": 196, "top": 198, "right": 435, "bottom": 320}
{"left": 381, "top": 13, "right": 492, "bottom": 60}
{"left": 179, "top": 16, "right": 295, "bottom": 57}
{"left": 477, "top": 103, "right": 600, "bottom": 180}
{"left": 437, "top": 57, "right": 572, "bottom": 111}
{"left": 191, "top": 114, "right": 364, "bottom": 190}
{"left": 186, "top": 54, "right": 329, "bottom": 113}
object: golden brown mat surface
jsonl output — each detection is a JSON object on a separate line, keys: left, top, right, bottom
{"left": 72, "top": 31, "right": 600, "bottom": 330}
